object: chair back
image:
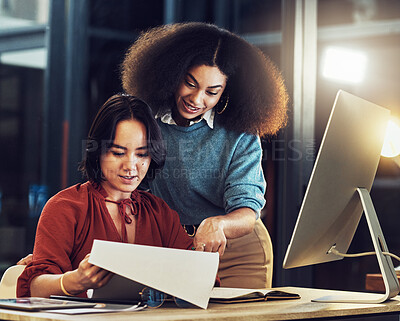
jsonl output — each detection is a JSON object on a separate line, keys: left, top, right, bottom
{"left": 0, "top": 265, "right": 25, "bottom": 298}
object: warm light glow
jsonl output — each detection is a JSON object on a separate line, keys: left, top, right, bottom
{"left": 381, "top": 120, "right": 400, "bottom": 158}
{"left": 321, "top": 47, "right": 367, "bottom": 84}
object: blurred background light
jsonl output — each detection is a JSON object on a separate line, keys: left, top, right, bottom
{"left": 321, "top": 47, "right": 368, "bottom": 84}
{"left": 381, "top": 119, "right": 400, "bottom": 168}
{"left": 0, "top": 48, "right": 47, "bottom": 69}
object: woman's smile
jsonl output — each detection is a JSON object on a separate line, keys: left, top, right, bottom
{"left": 182, "top": 99, "right": 203, "bottom": 113}
{"left": 118, "top": 175, "right": 139, "bottom": 184}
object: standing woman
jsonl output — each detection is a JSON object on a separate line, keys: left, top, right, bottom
{"left": 121, "top": 22, "right": 288, "bottom": 288}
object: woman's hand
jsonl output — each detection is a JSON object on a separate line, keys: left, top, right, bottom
{"left": 17, "top": 254, "right": 33, "bottom": 265}
{"left": 62, "top": 254, "right": 113, "bottom": 295}
{"left": 194, "top": 217, "right": 227, "bottom": 256}
{"left": 194, "top": 208, "right": 257, "bottom": 257}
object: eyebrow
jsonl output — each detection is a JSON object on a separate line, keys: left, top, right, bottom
{"left": 187, "top": 73, "right": 224, "bottom": 89}
{"left": 111, "top": 143, "right": 149, "bottom": 151}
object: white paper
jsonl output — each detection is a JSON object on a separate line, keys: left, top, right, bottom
{"left": 210, "top": 287, "right": 272, "bottom": 299}
{"left": 47, "top": 303, "right": 146, "bottom": 314}
{"left": 88, "top": 240, "right": 219, "bottom": 309}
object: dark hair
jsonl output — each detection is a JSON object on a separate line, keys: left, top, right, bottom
{"left": 79, "top": 94, "right": 166, "bottom": 184}
{"left": 121, "top": 22, "right": 288, "bottom": 136}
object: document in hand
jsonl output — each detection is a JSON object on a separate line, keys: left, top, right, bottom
{"left": 210, "top": 287, "right": 300, "bottom": 303}
{"left": 88, "top": 240, "right": 219, "bottom": 309}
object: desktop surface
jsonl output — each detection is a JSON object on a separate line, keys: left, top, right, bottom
{"left": 1, "top": 287, "right": 400, "bottom": 321}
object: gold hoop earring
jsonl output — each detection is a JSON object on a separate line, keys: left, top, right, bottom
{"left": 217, "top": 95, "right": 229, "bottom": 114}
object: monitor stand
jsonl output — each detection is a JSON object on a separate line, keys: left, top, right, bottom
{"left": 313, "top": 188, "right": 400, "bottom": 304}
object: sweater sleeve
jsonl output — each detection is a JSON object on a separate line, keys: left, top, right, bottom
{"left": 223, "top": 134, "right": 266, "bottom": 219}
{"left": 17, "top": 189, "right": 84, "bottom": 297}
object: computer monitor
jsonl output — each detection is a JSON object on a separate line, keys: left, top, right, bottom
{"left": 283, "top": 90, "right": 399, "bottom": 303}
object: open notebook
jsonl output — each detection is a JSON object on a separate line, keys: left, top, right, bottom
{"left": 210, "top": 288, "right": 300, "bottom": 303}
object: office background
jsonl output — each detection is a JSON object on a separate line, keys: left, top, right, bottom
{"left": 0, "top": 0, "right": 399, "bottom": 292}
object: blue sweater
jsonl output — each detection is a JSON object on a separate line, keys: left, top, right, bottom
{"left": 149, "top": 118, "right": 266, "bottom": 225}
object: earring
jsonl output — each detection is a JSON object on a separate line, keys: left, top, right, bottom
{"left": 217, "top": 95, "right": 229, "bottom": 115}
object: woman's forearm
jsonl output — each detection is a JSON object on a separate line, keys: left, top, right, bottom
{"left": 30, "top": 274, "right": 65, "bottom": 298}
{"left": 215, "top": 207, "right": 257, "bottom": 239}
{"left": 29, "top": 255, "right": 113, "bottom": 298}
{"left": 30, "top": 270, "right": 86, "bottom": 298}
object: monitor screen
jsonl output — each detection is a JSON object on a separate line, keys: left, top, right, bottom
{"left": 283, "top": 90, "right": 390, "bottom": 269}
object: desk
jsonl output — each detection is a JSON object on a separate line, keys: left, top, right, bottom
{"left": 1, "top": 287, "right": 400, "bottom": 321}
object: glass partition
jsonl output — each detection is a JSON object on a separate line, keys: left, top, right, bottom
{"left": 0, "top": 0, "right": 48, "bottom": 273}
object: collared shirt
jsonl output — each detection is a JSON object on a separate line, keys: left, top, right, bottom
{"left": 157, "top": 108, "right": 215, "bottom": 129}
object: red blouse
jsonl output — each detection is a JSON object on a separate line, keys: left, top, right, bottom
{"left": 17, "top": 181, "right": 193, "bottom": 297}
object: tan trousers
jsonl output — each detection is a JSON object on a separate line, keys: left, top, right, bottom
{"left": 218, "top": 219, "right": 273, "bottom": 288}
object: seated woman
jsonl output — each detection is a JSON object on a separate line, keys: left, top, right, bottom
{"left": 17, "top": 94, "right": 195, "bottom": 298}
